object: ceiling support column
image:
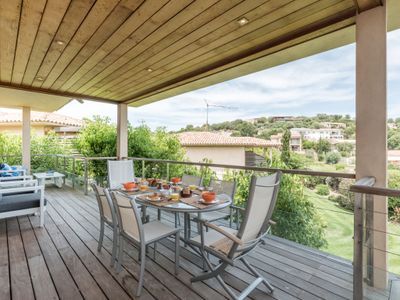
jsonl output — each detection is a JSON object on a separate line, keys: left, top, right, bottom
{"left": 22, "top": 106, "right": 31, "bottom": 174}
{"left": 356, "top": 1, "right": 387, "bottom": 289}
{"left": 117, "top": 103, "right": 128, "bottom": 159}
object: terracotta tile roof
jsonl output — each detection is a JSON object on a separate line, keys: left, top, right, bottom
{"left": 177, "top": 132, "right": 278, "bottom": 147}
{"left": 0, "top": 111, "right": 83, "bottom": 127}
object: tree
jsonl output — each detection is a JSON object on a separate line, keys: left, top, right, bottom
{"left": 237, "top": 122, "right": 257, "bottom": 137}
{"left": 343, "top": 124, "right": 355, "bottom": 139}
{"left": 302, "top": 140, "right": 315, "bottom": 150}
{"left": 325, "top": 152, "right": 341, "bottom": 164}
{"left": 75, "top": 117, "right": 185, "bottom": 181}
{"left": 336, "top": 142, "right": 354, "bottom": 157}
{"left": 31, "top": 132, "right": 71, "bottom": 171}
{"left": 314, "top": 138, "right": 331, "bottom": 155}
{"left": 280, "top": 129, "right": 291, "bottom": 165}
{"left": 0, "top": 131, "right": 69, "bottom": 171}
{"left": 74, "top": 116, "right": 117, "bottom": 181}
{"left": 388, "top": 132, "right": 400, "bottom": 150}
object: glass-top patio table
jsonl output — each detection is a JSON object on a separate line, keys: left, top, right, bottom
{"left": 121, "top": 188, "right": 232, "bottom": 243}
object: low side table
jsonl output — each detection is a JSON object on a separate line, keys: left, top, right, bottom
{"left": 33, "top": 172, "right": 65, "bottom": 188}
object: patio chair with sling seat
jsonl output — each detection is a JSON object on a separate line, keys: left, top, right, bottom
{"left": 189, "top": 171, "right": 281, "bottom": 300}
{"left": 91, "top": 183, "right": 119, "bottom": 267}
{"left": 190, "top": 178, "right": 238, "bottom": 238}
{"left": 110, "top": 191, "right": 180, "bottom": 297}
{"left": 107, "top": 160, "right": 135, "bottom": 190}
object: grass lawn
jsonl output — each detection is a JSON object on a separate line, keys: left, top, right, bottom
{"left": 304, "top": 188, "right": 400, "bottom": 275}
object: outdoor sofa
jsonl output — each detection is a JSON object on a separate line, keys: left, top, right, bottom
{"left": 0, "top": 179, "right": 46, "bottom": 227}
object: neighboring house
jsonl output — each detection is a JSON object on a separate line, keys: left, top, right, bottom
{"left": 320, "top": 122, "right": 347, "bottom": 129}
{"left": 270, "top": 116, "right": 302, "bottom": 122}
{"left": 177, "top": 132, "right": 278, "bottom": 174}
{"left": 0, "top": 111, "right": 83, "bottom": 140}
{"left": 291, "top": 127, "right": 344, "bottom": 141}
{"left": 269, "top": 132, "right": 302, "bottom": 151}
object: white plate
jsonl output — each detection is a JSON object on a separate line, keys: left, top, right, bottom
{"left": 121, "top": 187, "right": 139, "bottom": 192}
{"left": 146, "top": 196, "right": 162, "bottom": 202}
{"left": 199, "top": 198, "right": 219, "bottom": 205}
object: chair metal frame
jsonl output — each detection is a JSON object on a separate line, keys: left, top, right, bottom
{"left": 192, "top": 178, "right": 238, "bottom": 229}
{"left": 181, "top": 174, "right": 203, "bottom": 186}
{"left": 91, "top": 183, "right": 119, "bottom": 267}
{"left": 161, "top": 174, "right": 203, "bottom": 227}
{"left": 110, "top": 191, "right": 180, "bottom": 297}
{"left": 189, "top": 172, "right": 281, "bottom": 300}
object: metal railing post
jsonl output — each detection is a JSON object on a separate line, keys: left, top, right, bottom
{"left": 142, "top": 160, "right": 145, "bottom": 178}
{"left": 72, "top": 157, "right": 76, "bottom": 189}
{"left": 56, "top": 155, "right": 59, "bottom": 171}
{"left": 63, "top": 156, "right": 66, "bottom": 185}
{"left": 84, "top": 158, "right": 89, "bottom": 195}
{"left": 166, "top": 162, "right": 170, "bottom": 181}
{"left": 353, "top": 192, "right": 364, "bottom": 300}
{"left": 365, "top": 193, "right": 374, "bottom": 286}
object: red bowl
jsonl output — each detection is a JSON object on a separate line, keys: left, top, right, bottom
{"left": 202, "top": 192, "right": 216, "bottom": 202}
{"left": 123, "top": 182, "right": 136, "bottom": 190}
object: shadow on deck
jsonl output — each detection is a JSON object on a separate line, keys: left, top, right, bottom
{"left": 0, "top": 187, "right": 392, "bottom": 300}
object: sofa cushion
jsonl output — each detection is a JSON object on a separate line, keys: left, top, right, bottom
{"left": 0, "top": 191, "right": 46, "bottom": 213}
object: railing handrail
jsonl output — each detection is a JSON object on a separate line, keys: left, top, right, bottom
{"left": 349, "top": 176, "right": 400, "bottom": 197}
{"left": 126, "top": 156, "right": 356, "bottom": 179}
{"left": 350, "top": 184, "right": 400, "bottom": 197}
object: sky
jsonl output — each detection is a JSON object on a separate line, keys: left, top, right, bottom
{"left": 3, "top": 30, "right": 400, "bottom": 130}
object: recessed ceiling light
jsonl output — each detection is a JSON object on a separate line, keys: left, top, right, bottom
{"left": 55, "top": 40, "right": 65, "bottom": 45}
{"left": 237, "top": 17, "right": 249, "bottom": 26}
{"left": 35, "top": 76, "right": 44, "bottom": 81}
{"left": 147, "top": 68, "right": 153, "bottom": 72}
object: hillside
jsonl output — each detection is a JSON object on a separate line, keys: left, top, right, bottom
{"left": 177, "top": 114, "right": 356, "bottom": 140}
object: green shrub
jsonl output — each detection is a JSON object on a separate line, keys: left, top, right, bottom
{"left": 0, "top": 132, "right": 70, "bottom": 171}
{"left": 326, "top": 177, "right": 341, "bottom": 191}
{"left": 286, "top": 153, "right": 305, "bottom": 169}
{"left": 329, "top": 194, "right": 354, "bottom": 211}
{"left": 304, "top": 176, "right": 325, "bottom": 189}
{"left": 325, "top": 152, "right": 341, "bottom": 164}
{"left": 388, "top": 173, "right": 400, "bottom": 219}
{"left": 316, "top": 184, "right": 330, "bottom": 196}
{"left": 328, "top": 195, "right": 337, "bottom": 202}
{"left": 74, "top": 116, "right": 186, "bottom": 182}
{"left": 390, "top": 207, "right": 400, "bottom": 223}
{"left": 272, "top": 171, "right": 327, "bottom": 249}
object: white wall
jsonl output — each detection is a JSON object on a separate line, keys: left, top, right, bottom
{"left": 184, "top": 146, "right": 245, "bottom": 177}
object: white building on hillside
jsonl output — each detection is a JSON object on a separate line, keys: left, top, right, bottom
{"left": 291, "top": 128, "right": 343, "bottom": 141}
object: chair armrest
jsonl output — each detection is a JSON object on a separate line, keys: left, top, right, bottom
{"left": 0, "top": 184, "right": 44, "bottom": 195}
{"left": 0, "top": 175, "right": 32, "bottom": 181}
{"left": 0, "top": 179, "right": 38, "bottom": 187}
{"left": 203, "top": 221, "right": 243, "bottom": 245}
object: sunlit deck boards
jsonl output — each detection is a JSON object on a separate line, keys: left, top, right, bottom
{"left": 0, "top": 187, "right": 389, "bottom": 299}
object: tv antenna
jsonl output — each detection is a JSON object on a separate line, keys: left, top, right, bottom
{"left": 204, "top": 99, "right": 237, "bottom": 131}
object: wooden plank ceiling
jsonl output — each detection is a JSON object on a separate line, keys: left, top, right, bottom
{"left": 0, "top": 0, "right": 386, "bottom": 109}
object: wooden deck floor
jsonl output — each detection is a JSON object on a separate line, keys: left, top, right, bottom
{"left": 0, "top": 187, "right": 392, "bottom": 300}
